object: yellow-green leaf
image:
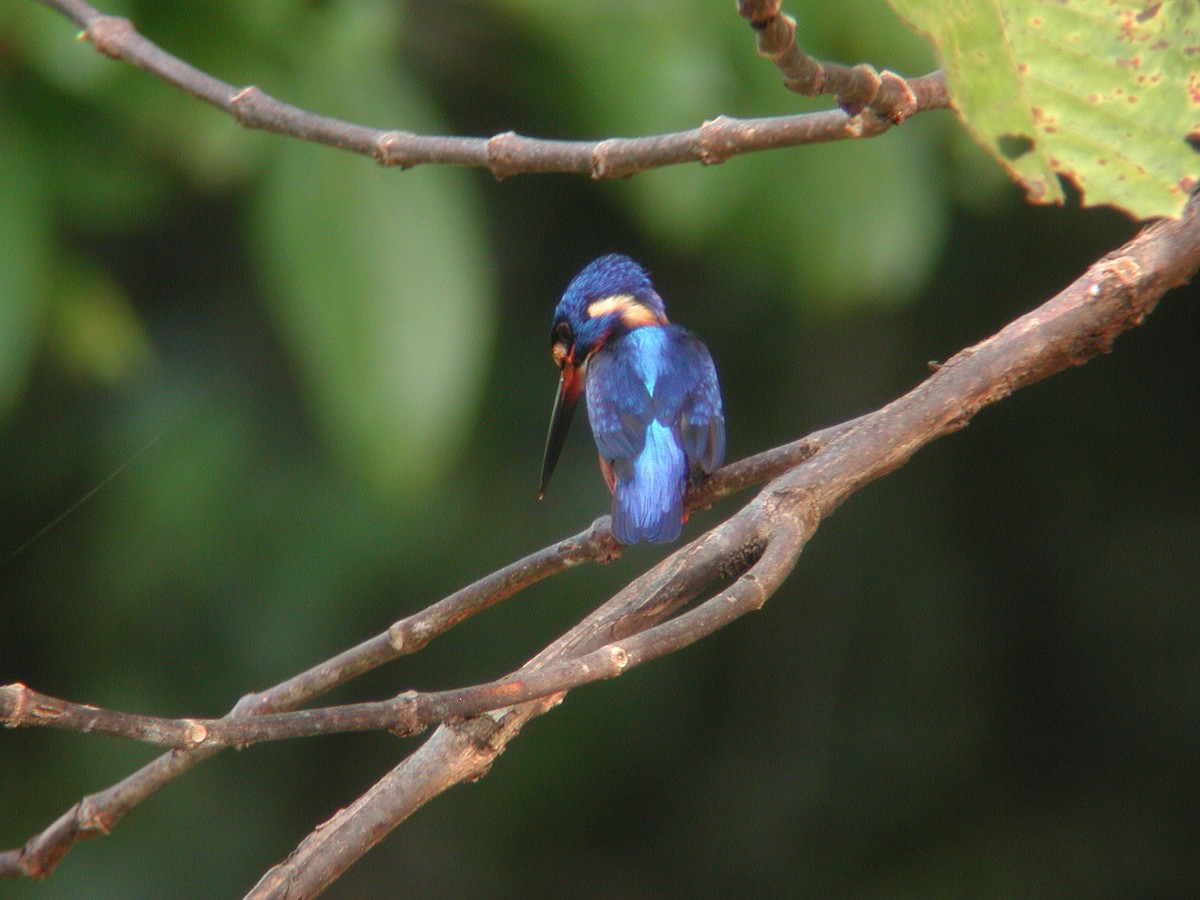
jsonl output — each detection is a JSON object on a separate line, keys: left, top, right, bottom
{"left": 889, "top": 0, "right": 1200, "bottom": 219}
{"left": 46, "top": 260, "right": 154, "bottom": 386}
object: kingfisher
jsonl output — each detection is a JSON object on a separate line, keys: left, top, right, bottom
{"left": 538, "top": 254, "right": 725, "bottom": 544}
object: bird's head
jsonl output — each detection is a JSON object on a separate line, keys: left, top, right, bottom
{"left": 549, "top": 254, "right": 668, "bottom": 368}
{"left": 540, "top": 254, "right": 668, "bottom": 499}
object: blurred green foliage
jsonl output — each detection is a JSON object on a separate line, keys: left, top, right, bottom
{"left": 2, "top": 1, "right": 1198, "bottom": 897}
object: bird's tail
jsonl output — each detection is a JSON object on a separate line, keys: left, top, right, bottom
{"left": 612, "top": 421, "right": 687, "bottom": 544}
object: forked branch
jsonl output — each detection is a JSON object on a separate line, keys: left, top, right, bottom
{"left": 35, "top": 0, "right": 948, "bottom": 178}
{"left": 6, "top": 1, "right": 1195, "bottom": 896}
{"left": 6, "top": 193, "right": 1200, "bottom": 893}
{"left": 245, "top": 193, "right": 1200, "bottom": 898}
{"left": 0, "top": 414, "right": 855, "bottom": 880}
{"left": 737, "top": 0, "right": 946, "bottom": 120}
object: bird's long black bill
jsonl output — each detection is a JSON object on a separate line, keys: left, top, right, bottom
{"left": 539, "top": 364, "right": 583, "bottom": 499}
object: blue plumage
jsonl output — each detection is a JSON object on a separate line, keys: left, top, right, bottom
{"left": 539, "top": 254, "right": 725, "bottom": 544}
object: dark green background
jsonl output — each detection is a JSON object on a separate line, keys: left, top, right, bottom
{"left": 2, "top": 1, "right": 1198, "bottom": 896}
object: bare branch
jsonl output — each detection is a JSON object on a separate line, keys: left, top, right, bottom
{"left": 5, "top": 172, "right": 1197, "bottom": 895}
{"left": 34, "top": 0, "right": 948, "bottom": 178}
{"left": 1, "top": 684, "right": 208, "bottom": 745}
{"left": 246, "top": 514, "right": 808, "bottom": 899}
{"left": 0, "top": 519, "right": 608, "bottom": 878}
{"left": 8, "top": 3, "right": 1196, "bottom": 892}
{"left": 0, "top": 398, "right": 860, "bottom": 879}
{"left": 244, "top": 195, "right": 1200, "bottom": 897}
{"left": 0, "top": 412, "right": 866, "bottom": 757}
{"left": 737, "top": 0, "right": 950, "bottom": 121}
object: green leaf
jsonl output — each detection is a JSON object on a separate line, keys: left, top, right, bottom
{"left": 253, "top": 3, "right": 494, "bottom": 495}
{"left": 45, "top": 259, "right": 154, "bottom": 385}
{"left": 0, "top": 122, "right": 50, "bottom": 417}
{"left": 889, "top": 0, "right": 1200, "bottom": 219}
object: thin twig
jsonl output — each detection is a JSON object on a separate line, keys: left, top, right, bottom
{"left": 0, "top": 412, "right": 864, "bottom": 758}
{"left": 247, "top": 510, "right": 807, "bottom": 899}
{"left": 8, "top": 2, "right": 1195, "bottom": 894}
{"left": 5, "top": 194, "right": 1199, "bottom": 885}
{"left": 6, "top": 190, "right": 1199, "bottom": 883}
{"left": 244, "top": 195, "right": 1200, "bottom": 897}
{"left": 0, "top": 409, "right": 856, "bottom": 879}
{"left": 737, "top": 0, "right": 949, "bottom": 120}
{"left": 34, "top": 0, "right": 948, "bottom": 179}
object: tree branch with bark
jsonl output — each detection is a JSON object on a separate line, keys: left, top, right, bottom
{"left": 4, "top": 0, "right": 1197, "bottom": 897}
{"left": 5, "top": 190, "right": 1199, "bottom": 889}
{"left": 35, "top": 0, "right": 949, "bottom": 178}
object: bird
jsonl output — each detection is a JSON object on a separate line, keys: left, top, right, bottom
{"left": 538, "top": 254, "right": 725, "bottom": 544}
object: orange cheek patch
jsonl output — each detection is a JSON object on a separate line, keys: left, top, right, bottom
{"left": 586, "top": 295, "right": 668, "bottom": 329}
{"left": 620, "top": 304, "right": 666, "bottom": 328}
{"left": 586, "top": 294, "right": 636, "bottom": 319}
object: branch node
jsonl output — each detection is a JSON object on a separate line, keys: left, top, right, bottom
{"left": 387, "top": 621, "right": 407, "bottom": 652}
{"left": 877, "top": 70, "right": 919, "bottom": 123}
{"left": 457, "top": 714, "right": 507, "bottom": 759}
{"left": 737, "top": 0, "right": 783, "bottom": 29}
{"left": 388, "top": 692, "right": 425, "bottom": 738}
{"left": 180, "top": 719, "right": 210, "bottom": 748}
{"left": 698, "top": 117, "right": 738, "bottom": 166}
{"left": 229, "top": 85, "right": 269, "bottom": 126}
{"left": 375, "top": 131, "right": 419, "bottom": 170}
{"left": 1084, "top": 256, "right": 1148, "bottom": 339}
{"left": 835, "top": 64, "right": 882, "bottom": 116}
{"left": 76, "top": 797, "right": 115, "bottom": 837}
{"left": 486, "top": 131, "right": 523, "bottom": 180}
{"left": 583, "top": 516, "right": 622, "bottom": 561}
{"left": 754, "top": 10, "right": 802, "bottom": 65}
{"left": 606, "top": 645, "right": 630, "bottom": 671}
{"left": 591, "top": 139, "right": 635, "bottom": 180}
{"left": 1097, "top": 255, "right": 1145, "bottom": 296}
{"left": 232, "top": 691, "right": 272, "bottom": 717}
{"left": 2, "top": 683, "right": 32, "bottom": 727}
{"left": 86, "top": 16, "right": 133, "bottom": 59}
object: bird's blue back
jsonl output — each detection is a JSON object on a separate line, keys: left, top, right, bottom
{"left": 586, "top": 324, "right": 725, "bottom": 543}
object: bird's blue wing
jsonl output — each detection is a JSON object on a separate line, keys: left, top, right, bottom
{"left": 584, "top": 350, "right": 650, "bottom": 481}
{"left": 651, "top": 328, "right": 725, "bottom": 476}
{"left": 680, "top": 347, "right": 725, "bottom": 475}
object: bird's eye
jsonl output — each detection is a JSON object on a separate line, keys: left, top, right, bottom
{"left": 550, "top": 322, "right": 573, "bottom": 368}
